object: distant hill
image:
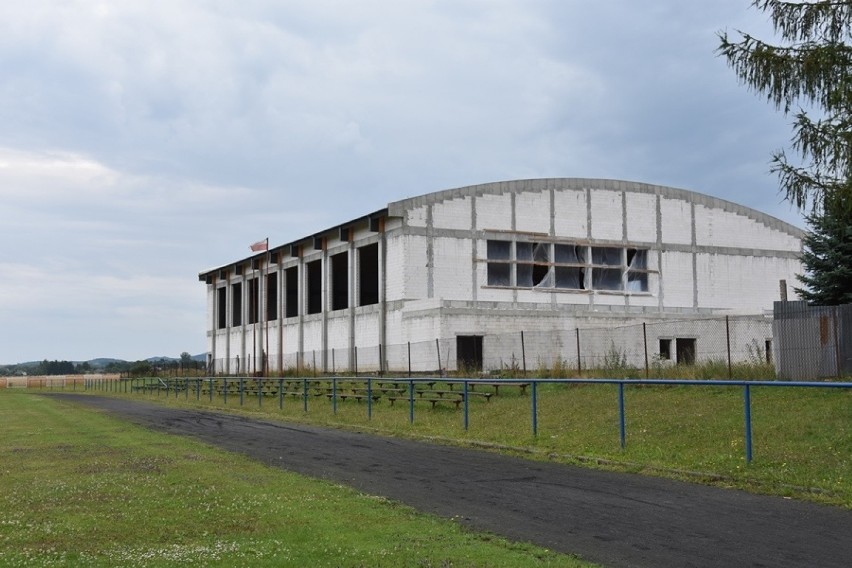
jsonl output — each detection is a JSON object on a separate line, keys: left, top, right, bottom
{"left": 4, "top": 354, "right": 207, "bottom": 368}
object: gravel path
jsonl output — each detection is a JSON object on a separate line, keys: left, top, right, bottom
{"left": 51, "top": 394, "right": 852, "bottom": 568}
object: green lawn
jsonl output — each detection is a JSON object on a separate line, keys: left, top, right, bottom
{"left": 0, "top": 392, "right": 591, "bottom": 567}
{"left": 111, "top": 378, "right": 852, "bottom": 508}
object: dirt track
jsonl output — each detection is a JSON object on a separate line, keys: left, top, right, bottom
{"left": 51, "top": 394, "right": 852, "bottom": 568}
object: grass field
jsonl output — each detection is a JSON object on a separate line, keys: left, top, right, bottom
{"left": 0, "top": 392, "right": 591, "bottom": 567}
{"left": 107, "top": 377, "right": 852, "bottom": 508}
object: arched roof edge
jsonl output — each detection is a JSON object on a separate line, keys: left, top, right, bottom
{"left": 386, "top": 177, "right": 804, "bottom": 238}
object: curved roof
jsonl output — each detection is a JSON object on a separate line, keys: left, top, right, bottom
{"left": 387, "top": 178, "right": 804, "bottom": 238}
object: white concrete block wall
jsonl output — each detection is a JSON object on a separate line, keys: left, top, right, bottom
{"left": 553, "top": 189, "right": 587, "bottom": 236}
{"left": 625, "top": 192, "right": 657, "bottom": 242}
{"left": 661, "top": 251, "right": 694, "bottom": 307}
{"left": 590, "top": 190, "right": 623, "bottom": 240}
{"left": 515, "top": 189, "right": 550, "bottom": 233}
{"left": 384, "top": 235, "right": 405, "bottom": 302}
{"left": 432, "top": 196, "right": 472, "bottom": 230}
{"left": 353, "top": 312, "right": 380, "bottom": 347}
{"left": 696, "top": 254, "right": 791, "bottom": 311}
{"left": 660, "top": 197, "right": 692, "bottom": 245}
{"left": 403, "top": 235, "right": 429, "bottom": 300}
{"left": 432, "top": 237, "right": 472, "bottom": 300}
{"left": 407, "top": 205, "right": 428, "bottom": 228}
{"left": 695, "top": 205, "right": 801, "bottom": 252}
{"left": 325, "top": 314, "right": 350, "bottom": 351}
{"left": 476, "top": 193, "right": 512, "bottom": 230}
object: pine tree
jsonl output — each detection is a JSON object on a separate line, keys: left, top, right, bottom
{"left": 796, "top": 196, "right": 852, "bottom": 304}
{"left": 718, "top": 1, "right": 852, "bottom": 210}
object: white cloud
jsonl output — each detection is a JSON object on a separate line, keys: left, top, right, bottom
{"left": 0, "top": 1, "right": 808, "bottom": 362}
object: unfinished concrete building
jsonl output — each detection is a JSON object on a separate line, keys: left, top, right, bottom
{"left": 198, "top": 178, "right": 803, "bottom": 374}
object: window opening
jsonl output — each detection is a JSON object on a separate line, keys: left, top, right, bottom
{"left": 331, "top": 251, "right": 348, "bottom": 311}
{"left": 358, "top": 243, "right": 379, "bottom": 306}
{"left": 517, "top": 242, "right": 552, "bottom": 287}
{"left": 247, "top": 278, "right": 259, "bottom": 324}
{"left": 486, "top": 240, "right": 511, "bottom": 286}
{"left": 266, "top": 272, "right": 278, "bottom": 321}
{"left": 626, "top": 249, "right": 649, "bottom": 292}
{"left": 284, "top": 266, "right": 298, "bottom": 317}
{"left": 217, "top": 287, "right": 227, "bottom": 329}
{"left": 306, "top": 260, "right": 322, "bottom": 315}
{"left": 676, "top": 338, "right": 696, "bottom": 365}
{"left": 659, "top": 339, "right": 672, "bottom": 360}
{"left": 231, "top": 282, "right": 242, "bottom": 326}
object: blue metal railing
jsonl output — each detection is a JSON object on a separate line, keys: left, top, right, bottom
{"left": 82, "top": 375, "right": 852, "bottom": 463}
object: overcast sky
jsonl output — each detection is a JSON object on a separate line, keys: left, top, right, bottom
{"left": 0, "top": 1, "right": 801, "bottom": 363}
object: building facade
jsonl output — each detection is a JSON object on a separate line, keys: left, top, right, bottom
{"left": 199, "top": 178, "right": 803, "bottom": 374}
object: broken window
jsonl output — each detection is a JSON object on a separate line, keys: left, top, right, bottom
{"left": 358, "top": 243, "right": 379, "bottom": 306}
{"left": 517, "top": 242, "right": 552, "bottom": 287}
{"left": 306, "top": 259, "right": 322, "bottom": 315}
{"left": 331, "top": 251, "right": 348, "bottom": 311}
{"left": 486, "top": 240, "right": 511, "bottom": 286}
{"left": 284, "top": 266, "right": 298, "bottom": 317}
{"left": 626, "top": 249, "right": 649, "bottom": 292}
{"left": 217, "top": 287, "right": 227, "bottom": 329}
{"left": 266, "top": 272, "right": 278, "bottom": 321}
{"left": 231, "top": 282, "right": 242, "bottom": 326}
{"left": 483, "top": 239, "right": 650, "bottom": 294}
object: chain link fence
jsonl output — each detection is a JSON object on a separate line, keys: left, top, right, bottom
{"left": 210, "top": 314, "right": 779, "bottom": 379}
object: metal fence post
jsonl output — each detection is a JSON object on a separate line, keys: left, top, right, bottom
{"left": 408, "top": 342, "right": 412, "bottom": 378}
{"left": 521, "top": 331, "right": 527, "bottom": 378}
{"left": 367, "top": 377, "right": 373, "bottom": 420}
{"left": 576, "top": 328, "right": 582, "bottom": 375}
{"left": 726, "top": 315, "right": 733, "bottom": 379}
{"left": 643, "top": 323, "right": 649, "bottom": 379}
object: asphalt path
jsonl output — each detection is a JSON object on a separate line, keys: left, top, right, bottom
{"left": 50, "top": 394, "right": 852, "bottom": 568}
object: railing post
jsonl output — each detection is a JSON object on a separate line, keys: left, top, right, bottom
{"left": 618, "top": 382, "right": 626, "bottom": 449}
{"left": 435, "top": 339, "right": 442, "bottom": 375}
{"left": 223, "top": 377, "right": 228, "bottom": 405}
{"left": 521, "top": 331, "right": 527, "bottom": 378}
{"left": 332, "top": 377, "right": 337, "bottom": 414}
{"left": 239, "top": 378, "right": 244, "bottom": 406}
{"left": 408, "top": 379, "right": 415, "bottom": 424}
{"left": 531, "top": 381, "right": 538, "bottom": 437}
{"left": 367, "top": 377, "right": 373, "bottom": 420}
{"left": 744, "top": 384, "right": 753, "bottom": 463}
{"left": 303, "top": 377, "right": 308, "bottom": 412}
{"left": 643, "top": 323, "right": 649, "bottom": 379}
{"left": 408, "top": 342, "right": 412, "bottom": 378}
{"left": 463, "top": 380, "right": 469, "bottom": 431}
